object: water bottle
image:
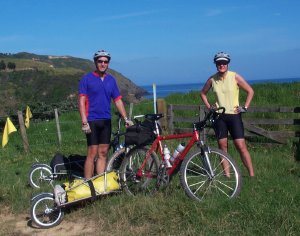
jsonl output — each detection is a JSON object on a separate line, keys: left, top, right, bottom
{"left": 163, "top": 144, "right": 172, "bottom": 168}
{"left": 170, "top": 143, "right": 185, "bottom": 163}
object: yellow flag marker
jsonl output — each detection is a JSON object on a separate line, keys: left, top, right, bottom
{"left": 25, "top": 106, "right": 33, "bottom": 128}
{"left": 2, "top": 117, "right": 17, "bottom": 147}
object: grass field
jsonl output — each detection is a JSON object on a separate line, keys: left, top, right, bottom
{"left": 0, "top": 82, "right": 299, "bottom": 235}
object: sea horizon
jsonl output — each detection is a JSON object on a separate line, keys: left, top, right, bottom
{"left": 141, "top": 77, "right": 300, "bottom": 99}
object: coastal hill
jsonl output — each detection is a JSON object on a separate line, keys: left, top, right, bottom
{"left": 0, "top": 52, "right": 147, "bottom": 116}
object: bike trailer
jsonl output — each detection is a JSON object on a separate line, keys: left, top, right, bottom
{"left": 54, "top": 171, "right": 121, "bottom": 205}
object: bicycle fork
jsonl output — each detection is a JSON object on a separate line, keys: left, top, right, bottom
{"left": 198, "top": 141, "right": 214, "bottom": 179}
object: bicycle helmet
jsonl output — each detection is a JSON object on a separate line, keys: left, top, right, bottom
{"left": 214, "top": 52, "right": 230, "bottom": 63}
{"left": 93, "top": 50, "right": 111, "bottom": 61}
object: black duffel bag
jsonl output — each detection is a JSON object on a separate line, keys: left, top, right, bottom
{"left": 50, "top": 153, "right": 86, "bottom": 174}
{"left": 125, "top": 119, "right": 160, "bottom": 146}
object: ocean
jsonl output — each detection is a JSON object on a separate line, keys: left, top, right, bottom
{"left": 141, "top": 77, "right": 300, "bottom": 99}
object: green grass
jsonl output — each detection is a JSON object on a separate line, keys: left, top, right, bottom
{"left": 0, "top": 82, "right": 300, "bottom": 235}
{"left": 162, "top": 82, "right": 300, "bottom": 107}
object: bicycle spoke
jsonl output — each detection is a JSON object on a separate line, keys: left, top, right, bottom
{"left": 120, "top": 147, "right": 160, "bottom": 195}
{"left": 180, "top": 148, "right": 241, "bottom": 201}
{"left": 29, "top": 164, "right": 53, "bottom": 189}
{"left": 31, "top": 193, "right": 64, "bottom": 228}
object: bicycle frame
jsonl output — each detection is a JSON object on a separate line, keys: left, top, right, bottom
{"left": 136, "top": 124, "right": 200, "bottom": 178}
{"left": 134, "top": 108, "right": 226, "bottom": 181}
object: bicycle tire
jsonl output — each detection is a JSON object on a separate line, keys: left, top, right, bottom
{"left": 106, "top": 147, "right": 126, "bottom": 172}
{"left": 120, "top": 147, "right": 160, "bottom": 195}
{"left": 30, "top": 193, "right": 64, "bottom": 229}
{"left": 180, "top": 147, "right": 242, "bottom": 202}
{"left": 28, "top": 164, "right": 54, "bottom": 189}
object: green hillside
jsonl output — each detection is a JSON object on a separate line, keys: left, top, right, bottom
{"left": 0, "top": 52, "right": 147, "bottom": 116}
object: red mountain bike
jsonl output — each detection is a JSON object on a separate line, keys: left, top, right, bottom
{"left": 119, "top": 108, "right": 242, "bottom": 201}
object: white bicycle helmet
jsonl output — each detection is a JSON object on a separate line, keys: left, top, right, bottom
{"left": 93, "top": 50, "right": 111, "bottom": 61}
{"left": 214, "top": 52, "right": 230, "bottom": 63}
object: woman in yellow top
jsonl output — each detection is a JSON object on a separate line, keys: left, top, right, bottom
{"left": 200, "top": 52, "right": 255, "bottom": 176}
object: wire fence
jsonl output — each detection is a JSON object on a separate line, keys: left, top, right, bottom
{"left": 0, "top": 100, "right": 157, "bottom": 152}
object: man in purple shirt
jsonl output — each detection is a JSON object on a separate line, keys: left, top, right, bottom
{"left": 79, "top": 50, "right": 132, "bottom": 178}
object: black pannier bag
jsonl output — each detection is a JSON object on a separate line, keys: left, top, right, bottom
{"left": 125, "top": 119, "right": 160, "bottom": 146}
{"left": 50, "top": 153, "right": 86, "bottom": 174}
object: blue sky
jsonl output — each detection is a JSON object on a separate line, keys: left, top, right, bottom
{"left": 1, "top": 0, "right": 300, "bottom": 85}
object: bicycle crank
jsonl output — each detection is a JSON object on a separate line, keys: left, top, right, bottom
{"left": 156, "top": 164, "right": 170, "bottom": 189}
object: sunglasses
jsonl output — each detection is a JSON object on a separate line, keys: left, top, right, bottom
{"left": 216, "top": 61, "right": 228, "bottom": 66}
{"left": 97, "top": 60, "right": 109, "bottom": 64}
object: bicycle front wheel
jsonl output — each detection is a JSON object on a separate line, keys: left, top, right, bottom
{"left": 180, "top": 147, "right": 242, "bottom": 202}
{"left": 106, "top": 147, "right": 126, "bottom": 172}
{"left": 120, "top": 147, "right": 160, "bottom": 195}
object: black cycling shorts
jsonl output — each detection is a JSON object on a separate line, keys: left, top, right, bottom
{"left": 86, "top": 120, "right": 111, "bottom": 146}
{"left": 213, "top": 113, "right": 244, "bottom": 140}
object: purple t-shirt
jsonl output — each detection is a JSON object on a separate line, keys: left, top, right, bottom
{"left": 79, "top": 72, "right": 121, "bottom": 121}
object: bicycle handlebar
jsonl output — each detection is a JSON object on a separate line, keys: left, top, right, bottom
{"left": 133, "top": 113, "right": 164, "bottom": 121}
{"left": 133, "top": 114, "right": 145, "bottom": 119}
{"left": 203, "top": 107, "right": 225, "bottom": 121}
{"left": 195, "top": 107, "right": 225, "bottom": 131}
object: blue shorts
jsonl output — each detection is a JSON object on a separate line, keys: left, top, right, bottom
{"left": 213, "top": 114, "right": 244, "bottom": 140}
{"left": 86, "top": 120, "right": 111, "bottom": 146}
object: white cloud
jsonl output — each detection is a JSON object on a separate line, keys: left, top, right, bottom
{"left": 97, "top": 9, "right": 167, "bottom": 22}
{"left": 0, "top": 35, "right": 20, "bottom": 42}
{"left": 204, "top": 9, "right": 223, "bottom": 17}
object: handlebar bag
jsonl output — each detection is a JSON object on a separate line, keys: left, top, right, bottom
{"left": 125, "top": 119, "right": 157, "bottom": 146}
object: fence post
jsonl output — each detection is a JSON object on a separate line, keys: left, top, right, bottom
{"left": 54, "top": 108, "right": 62, "bottom": 145}
{"left": 157, "top": 99, "right": 167, "bottom": 131}
{"left": 17, "top": 110, "right": 29, "bottom": 152}
{"left": 199, "top": 105, "right": 206, "bottom": 142}
{"left": 129, "top": 102, "right": 133, "bottom": 119}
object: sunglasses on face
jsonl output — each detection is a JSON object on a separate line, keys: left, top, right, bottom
{"left": 216, "top": 61, "right": 228, "bottom": 66}
{"left": 97, "top": 60, "right": 109, "bottom": 64}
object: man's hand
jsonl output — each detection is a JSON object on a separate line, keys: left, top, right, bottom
{"left": 124, "top": 118, "right": 134, "bottom": 127}
{"left": 235, "top": 106, "right": 248, "bottom": 113}
{"left": 82, "top": 122, "right": 91, "bottom": 134}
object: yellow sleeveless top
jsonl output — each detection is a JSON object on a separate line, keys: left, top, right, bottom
{"left": 211, "top": 71, "right": 239, "bottom": 114}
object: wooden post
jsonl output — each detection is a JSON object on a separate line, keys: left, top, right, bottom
{"left": 157, "top": 99, "right": 167, "bottom": 131}
{"left": 199, "top": 105, "right": 206, "bottom": 142}
{"left": 17, "top": 110, "right": 29, "bottom": 152}
{"left": 54, "top": 108, "right": 62, "bottom": 145}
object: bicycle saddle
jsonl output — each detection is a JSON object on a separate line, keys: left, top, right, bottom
{"left": 145, "top": 113, "right": 163, "bottom": 121}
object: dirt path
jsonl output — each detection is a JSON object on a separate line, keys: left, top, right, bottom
{"left": 0, "top": 210, "right": 96, "bottom": 236}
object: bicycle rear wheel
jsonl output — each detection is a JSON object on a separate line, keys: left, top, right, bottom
{"left": 180, "top": 147, "right": 241, "bottom": 202}
{"left": 120, "top": 147, "right": 160, "bottom": 195}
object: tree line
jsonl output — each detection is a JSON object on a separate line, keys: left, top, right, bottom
{"left": 0, "top": 60, "right": 16, "bottom": 70}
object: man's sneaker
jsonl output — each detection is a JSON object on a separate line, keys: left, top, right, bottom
{"left": 54, "top": 185, "right": 66, "bottom": 205}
